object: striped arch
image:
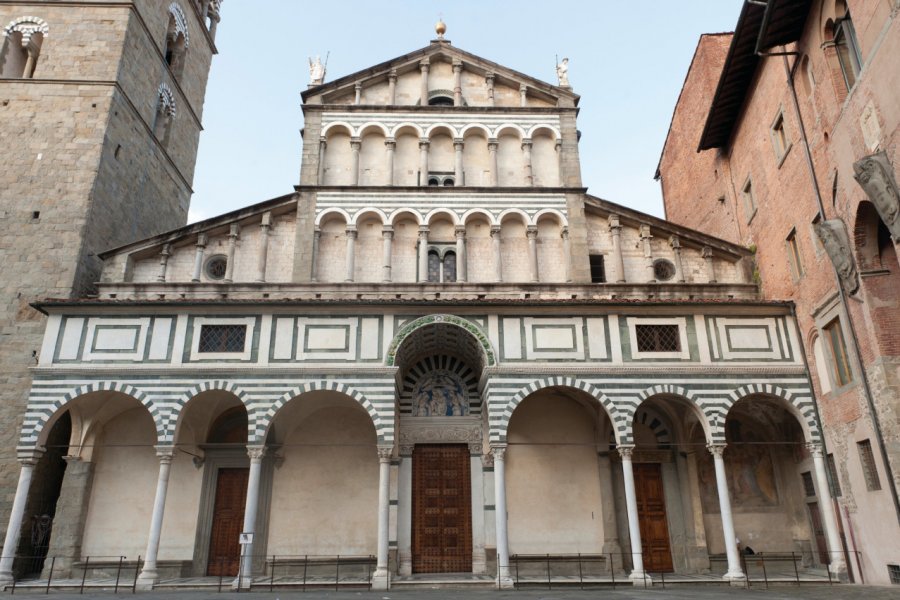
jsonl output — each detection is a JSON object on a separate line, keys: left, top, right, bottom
{"left": 725, "top": 383, "right": 820, "bottom": 443}
{"left": 623, "top": 383, "right": 712, "bottom": 444}
{"left": 23, "top": 381, "right": 158, "bottom": 447}
{"left": 164, "top": 380, "right": 253, "bottom": 443}
{"left": 386, "top": 314, "right": 496, "bottom": 368}
{"left": 495, "top": 376, "right": 622, "bottom": 445}
{"left": 252, "top": 380, "right": 388, "bottom": 444}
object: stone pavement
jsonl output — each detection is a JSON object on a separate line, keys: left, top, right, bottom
{"left": 3, "top": 584, "right": 900, "bottom": 600}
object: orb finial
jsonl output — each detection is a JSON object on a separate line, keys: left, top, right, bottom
{"left": 435, "top": 17, "right": 446, "bottom": 39}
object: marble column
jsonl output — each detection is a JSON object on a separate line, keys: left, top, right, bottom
{"left": 485, "top": 73, "right": 495, "bottom": 107}
{"left": 317, "top": 138, "right": 327, "bottom": 184}
{"left": 490, "top": 225, "right": 503, "bottom": 282}
{"left": 455, "top": 225, "right": 467, "bottom": 282}
{"left": 397, "top": 448, "right": 413, "bottom": 576}
{"left": 384, "top": 138, "right": 396, "bottom": 186}
{"left": 137, "top": 447, "right": 176, "bottom": 587}
{"left": 488, "top": 139, "right": 499, "bottom": 187}
{"left": 388, "top": 69, "right": 397, "bottom": 105}
{"left": 382, "top": 225, "right": 393, "bottom": 282}
{"left": 452, "top": 59, "right": 463, "bottom": 106}
{"left": 350, "top": 137, "right": 362, "bottom": 185}
{"left": 640, "top": 224, "right": 655, "bottom": 282}
{"left": 669, "top": 235, "right": 685, "bottom": 283}
{"left": 702, "top": 246, "right": 717, "bottom": 283}
{"left": 419, "top": 59, "right": 430, "bottom": 105}
{"left": 157, "top": 243, "right": 172, "bottom": 282}
{"left": 562, "top": 227, "right": 572, "bottom": 282}
{"left": 708, "top": 444, "right": 745, "bottom": 582}
{"left": 522, "top": 139, "right": 533, "bottom": 186}
{"left": 618, "top": 445, "right": 650, "bottom": 586}
{"left": 191, "top": 233, "right": 208, "bottom": 282}
{"left": 491, "top": 446, "right": 513, "bottom": 588}
{"left": 311, "top": 227, "right": 321, "bottom": 282}
{"left": 526, "top": 225, "right": 539, "bottom": 282}
{"left": 418, "top": 139, "right": 430, "bottom": 186}
{"left": 237, "top": 446, "right": 266, "bottom": 587}
{"left": 257, "top": 213, "right": 271, "bottom": 282}
{"left": 808, "top": 443, "right": 847, "bottom": 576}
{"left": 223, "top": 223, "right": 240, "bottom": 283}
{"left": 0, "top": 450, "right": 43, "bottom": 585}
{"left": 345, "top": 226, "right": 357, "bottom": 282}
{"left": 608, "top": 215, "right": 626, "bottom": 283}
{"left": 519, "top": 83, "right": 527, "bottom": 107}
{"left": 454, "top": 138, "right": 465, "bottom": 184}
{"left": 373, "top": 446, "right": 392, "bottom": 590}
{"left": 418, "top": 226, "right": 430, "bottom": 282}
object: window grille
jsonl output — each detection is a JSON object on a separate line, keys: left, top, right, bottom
{"left": 205, "top": 255, "right": 227, "bottom": 280}
{"left": 888, "top": 564, "right": 900, "bottom": 585}
{"left": 589, "top": 254, "right": 605, "bottom": 283}
{"left": 801, "top": 471, "right": 816, "bottom": 497}
{"left": 653, "top": 259, "right": 675, "bottom": 281}
{"left": 198, "top": 324, "right": 246, "bottom": 353}
{"left": 857, "top": 439, "right": 881, "bottom": 491}
{"left": 827, "top": 453, "right": 842, "bottom": 497}
{"left": 635, "top": 324, "right": 680, "bottom": 353}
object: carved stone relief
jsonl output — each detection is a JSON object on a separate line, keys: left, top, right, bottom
{"left": 814, "top": 219, "right": 859, "bottom": 295}
{"left": 853, "top": 151, "right": 900, "bottom": 239}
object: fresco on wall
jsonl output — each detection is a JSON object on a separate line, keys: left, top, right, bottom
{"left": 412, "top": 370, "right": 470, "bottom": 416}
{"left": 698, "top": 443, "right": 779, "bottom": 511}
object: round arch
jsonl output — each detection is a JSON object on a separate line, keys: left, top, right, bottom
{"left": 386, "top": 314, "right": 496, "bottom": 368}
{"left": 461, "top": 208, "right": 497, "bottom": 226}
{"left": 533, "top": 208, "right": 568, "bottom": 227}
{"left": 460, "top": 123, "right": 491, "bottom": 138}
{"left": 358, "top": 122, "right": 389, "bottom": 138}
{"left": 725, "top": 384, "right": 820, "bottom": 443}
{"left": 168, "top": 380, "right": 252, "bottom": 443}
{"left": 498, "top": 208, "right": 531, "bottom": 226}
{"left": 314, "top": 207, "right": 352, "bottom": 227}
{"left": 527, "top": 124, "right": 561, "bottom": 140}
{"left": 390, "top": 123, "right": 425, "bottom": 138}
{"left": 388, "top": 208, "right": 423, "bottom": 226}
{"left": 424, "top": 208, "right": 459, "bottom": 226}
{"left": 494, "top": 123, "right": 526, "bottom": 139}
{"left": 349, "top": 206, "right": 388, "bottom": 226}
{"left": 630, "top": 385, "right": 713, "bottom": 445}
{"left": 425, "top": 123, "right": 459, "bottom": 138}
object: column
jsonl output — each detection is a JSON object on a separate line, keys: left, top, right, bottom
{"left": 455, "top": 225, "right": 467, "bottom": 282}
{"left": 526, "top": 225, "right": 539, "bottom": 282}
{"left": 490, "top": 225, "right": 503, "bottom": 282}
{"left": 354, "top": 82, "right": 362, "bottom": 105}
{"left": 708, "top": 444, "right": 745, "bottom": 582}
{"left": 41, "top": 456, "right": 94, "bottom": 579}
{"left": 808, "top": 443, "right": 847, "bottom": 576}
{"left": 237, "top": 446, "right": 266, "bottom": 587}
{"left": 669, "top": 235, "right": 685, "bottom": 283}
{"left": 350, "top": 137, "right": 361, "bottom": 185}
{"left": 317, "top": 138, "right": 327, "bottom": 184}
{"left": 397, "top": 447, "right": 413, "bottom": 575}
{"left": 485, "top": 73, "right": 495, "bottom": 107}
{"left": 382, "top": 225, "right": 393, "bottom": 282}
{"left": 561, "top": 227, "right": 572, "bottom": 282}
{"left": 522, "top": 138, "right": 533, "bottom": 186}
{"left": 618, "top": 445, "right": 649, "bottom": 585}
{"left": 373, "top": 446, "right": 392, "bottom": 590}
{"left": 191, "top": 233, "right": 207, "bottom": 282}
{"left": 453, "top": 138, "right": 464, "bottom": 184}
{"left": 257, "top": 213, "right": 271, "bottom": 282}
{"left": 488, "top": 139, "right": 499, "bottom": 187}
{"left": 418, "top": 226, "right": 429, "bottom": 282}
{"left": 419, "top": 58, "right": 430, "bottom": 105}
{"left": 0, "top": 451, "right": 43, "bottom": 584}
{"left": 555, "top": 140, "right": 563, "bottom": 186}
{"left": 384, "top": 138, "right": 396, "bottom": 186}
{"left": 157, "top": 243, "right": 172, "bottom": 282}
{"left": 640, "top": 224, "right": 654, "bottom": 282}
{"left": 608, "top": 215, "right": 626, "bottom": 283}
{"left": 452, "top": 59, "right": 463, "bottom": 106}
{"left": 519, "top": 83, "right": 527, "bottom": 107}
{"left": 23, "top": 46, "right": 38, "bottom": 79}
{"left": 388, "top": 69, "right": 397, "bottom": 105}
{"left": 702, "top": 246, "right": 717, "bottom": 283}
{"left": 470, "top": 449, "right": 486, "bottom": 573}
{"left": 418, "top": 139, "right": 430, "bottom": 185}
{"left": 597, "top": 451, "right": 623, "bottom": 559}
{"left": 345, "top": 226, "right": 357, "bottom": 282}
{"left": 137, "top": 447, "right": 176, "bottom": 587}
{"left": 224, "top": 223, "right": 240, "bottom": 283}
{"left": 491, "top": 445, "right": 513, "bottom": 588}
{"left": 311, "top": 227, "right": 321, "bottom": 282}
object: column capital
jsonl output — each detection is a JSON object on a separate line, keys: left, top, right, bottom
{"left": 487, "top": 138, "right": 499, "bottom": 149}
{"left": 452, "top": 58, "right": 463, "bottom": 70}
{"left": 669, "top": 235, "right": 681, "bottom": 250}
{"left": 160, "top": 243, "right": 172, "bottom": 258}
{"left": 453, "top": 138, "right": 465, "bottom": 149}
{"left": 707, "top": 443, "right": 727, "bottom": 457}
{"left": 346, "top": 225, "right": 358, "bottom": 238}
{"left": 806, "top": 442, "right": 825, "bottom": 458}
{"left": 399, "top": 444, "right": 414, "bottom": 457}
{"left": 519, "top": 83, "right": 528, "bottom": 92}
{"left": 377, "top": 446, "right": 393, "bottom": 461}
{"left": 485, "top": 72, "right": 495, "bottom": 84}
{"left": 561, "top": 226, "right": 570, "bottom": 240}
{"left": 419, "top": 58, "right": 430, "bottom": 70}
{"left": 616, "top": 444, "right": 635, "bottom": 459}
{"left": 229, "top": 223, "right": 241, "bottom": 239}
{"left": 313, "top": 226, "right": 322, "bottom": 238}
{"left": 702, "top": 246, "right": 714, "bottom": 259}
{"left": 382, "top": 224, "right": 394, "bottom": 237}
{"left": 490, "top": 224, "right": 502, "bottom": 237}
{"left": 350, "top": 137, "right": 362, "bottom": 149}
{"left": 319, "top": 136, "right": 327, "bottom": 148}
{"left": 154, "top": 446, "right": 176, "bottom": 463}
{"left": 196, "top": 232, "right": 208, "bottom": 248}
{"left": 354, "top": 82, "right": 362, "bottom": 91}
{"left": 384, "top": 137, "right": 396, "bottom": 149}
{"left": 490, "top": 444, "right": 507, "bottom": 460}
{"left": 18, "top": 447, "right": 45, "bottom": 466}
{"left": 608, "top": 214, "right": 622, "bottom": 231}
{"left": 639, "top": 223, "right": 653, "bottom": 239}
{"left": 419, "top": 138, "right": 430, "bottom": 149}
{"left": 247, "top": 445, "right": 267, "bottom": 461}
{"left": 555, "top": 139, "right": 563, "bottom": 150}
{"left": 418, "top": 225, "right": 430, "bottom": 236}
{"left": 388, "top": 69, "right": 398, "bottom": 81}
{"left": 455, "top": 224, "right": 466, "bottom": 238}
{"left": 521, "top": 138, "right": 533, "bottom": 150}
{"left": 526, "top": 225, "right": 538, "bottom": 239}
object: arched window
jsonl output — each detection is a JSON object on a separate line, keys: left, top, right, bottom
{"left": 428, "top": 95, "right": 454, "bottom": 106}
{"left": 164, "top": 3, "right": 189, "bottom": 79}
{"left": 153, "top": 83, "right": 177, "bottom": 146}
{"left": 427, "top": 250, "right": 441, "bottom": 282}
{"left": 442, "top": 251, "right": 457, "bottom": 282}
{"left": 1, "top": 17, "right": 48, "bottom": 79}
{"left": 833, "top": 14, "right": 861, "bottom": 90}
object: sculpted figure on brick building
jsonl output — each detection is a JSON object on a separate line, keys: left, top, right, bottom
{"left": 853, "top": 151, "right": 900, "bottom": 240}
{"left": 815, "top": 219, "right": 859, "bottom": 295}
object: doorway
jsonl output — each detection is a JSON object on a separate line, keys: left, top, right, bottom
{"left": 412, "top": 444, "right": 472, "bottom": 573}
{"left": 634, "top": 463, "right": 673, "bottom": 572}
{"left": 206, "top": 468, "right": 248, "bottom": 576}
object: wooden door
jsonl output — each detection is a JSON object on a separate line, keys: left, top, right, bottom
{"left": 634, "top": 463, "right": 673, "bottom": 572}
{"left": 207, "top": 468, "right": 249, "bottom": 576}
{"left": 807, "top": 502, "right": 830, "bottom": 565}
{"left": 412, "top": 444, "right": 472, "bottom": 573}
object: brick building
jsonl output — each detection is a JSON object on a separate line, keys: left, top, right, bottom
{"left": 657, "top": 0, "right": 900, "bottom": 585}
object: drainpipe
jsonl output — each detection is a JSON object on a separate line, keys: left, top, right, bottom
{"left": 776, "top": 48, "right": 900, "bottom": 525}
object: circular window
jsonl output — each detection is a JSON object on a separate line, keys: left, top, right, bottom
{"left": 653, "top": 259, "right": 676, "bottom": 282}
{"left": 205, "top": 255, "right": 228, "bottom": 280}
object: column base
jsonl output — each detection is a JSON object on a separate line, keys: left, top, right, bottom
{"left": 723, "top": 570, "right": 746, "bottom": 586}
{"left": 135, "top": 570, "right": 159, "bottom": 590}
{"left": 0, "top": 572, "right": 13, "bottom": 588}
{"left": 371, "top": 570, "right": 390, "bottom": 590}
{"left": 829, "top": 560, "right": 848, "bottom": 582}
{"left": 496, "top": 574, "right": 515, "bottom": 589}
{"left": 629, "top": 571, "right": 652, "bottom": 587}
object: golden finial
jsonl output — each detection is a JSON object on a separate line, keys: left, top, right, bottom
{"left": 435, "top": 17, "right": 446, "bottom": 39}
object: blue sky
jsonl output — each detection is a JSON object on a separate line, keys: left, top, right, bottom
{"left": 189, "top": 0, "right": 745, "bottom": 223}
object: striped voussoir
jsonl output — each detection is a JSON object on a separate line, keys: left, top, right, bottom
{"left": 727, "top": 383, "right": 820, "bottom": 442}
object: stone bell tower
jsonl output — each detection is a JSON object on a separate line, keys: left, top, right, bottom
{"left": 0, "top": 0, "right": 221, "bottom": 534}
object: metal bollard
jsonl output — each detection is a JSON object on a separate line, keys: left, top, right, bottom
{"left": 792, "top": 551, "right": 800, "bottom": 586}
{"left": 45, "top": 556, "right": 55, "bottom": 595}
{"left": 610, "top": 553, "right": 616, "bottom": 589}
{"left": 132, "top": 555, "right": 141, "bottom": 594}
{"left": 80, "top": 556, "right": 89, "bottom": 594}
{"left": 114, "top": 555, "right": 123, "bottom": 593}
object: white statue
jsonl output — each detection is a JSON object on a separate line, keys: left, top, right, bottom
{"left": 556, "top": 57, "right": 570, "bottom": 87}
{"left": 308, "top": 55, "right": 326, "bottom": 86}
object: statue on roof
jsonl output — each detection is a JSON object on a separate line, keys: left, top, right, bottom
{"left": 308, "top": 55, "right": 326, "bottom": 86}
{"left": 556, "top": 57, "right": 570, "bottom": 87}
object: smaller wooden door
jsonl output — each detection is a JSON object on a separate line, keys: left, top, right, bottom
{"left": 634, "top": 463, "right": 674, "bottom": 572}
{"left": 207, "top": 468, "right": 249, "bottom": 576}
{"left": 807, "top": 502, "right": 830, "bottom": 565}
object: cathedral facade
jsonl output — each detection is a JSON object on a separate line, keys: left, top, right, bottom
{"left": 0, "top": 23, "right": 845, "bottom": 590}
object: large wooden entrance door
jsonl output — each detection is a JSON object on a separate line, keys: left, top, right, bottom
{"left": 807, "top": 502, "right": 830, "bottom": 565}
{"left": 412, "top": 444, "right": 472, "bottom": 573}
{"left": 207, "top": 468, "right": 249, "bottom": 576}
{"left": 634, "top": 463, "right": 673, "bottom": 572}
